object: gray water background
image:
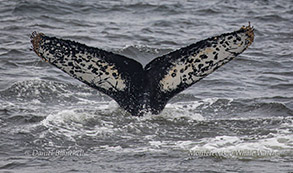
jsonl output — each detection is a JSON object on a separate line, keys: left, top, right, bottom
{"left": 0, "top": 0, "right": 292, "bottom": 172}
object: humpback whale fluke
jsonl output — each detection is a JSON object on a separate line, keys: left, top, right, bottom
{"left": 31, "top": 24, "right": 254, "bottom": 116}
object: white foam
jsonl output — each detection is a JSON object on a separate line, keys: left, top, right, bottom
{"left": 137, "top": 132, "right": 293, "bottom": 159}
{"left": 160, "top": 99, "right": 218, "bottom": 121}
{"left": 40, "top": 104, "right": 119, "bottom": 142}
{"left": 89, "top": 132, "right": 292, "bottom": 160}
{"left": 99, "top": 145, "right": 123, "bottom": 151}
{"left": 31, "top": 94, "right": 292, "bottom": 160}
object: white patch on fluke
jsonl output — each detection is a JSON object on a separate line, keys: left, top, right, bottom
{"left": 38, "top": 44, "right": 126, "bottom": 92}
{"left": 160, "top": 31, "right": 249, "bottom": 92}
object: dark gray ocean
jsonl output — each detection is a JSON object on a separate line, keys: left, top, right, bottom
{"left": 0, "top": 0, "right": 292, "bottom": 172}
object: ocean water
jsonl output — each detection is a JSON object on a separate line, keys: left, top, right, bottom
{"left": 0, "top": 0, "right": 293, "bottom": 172}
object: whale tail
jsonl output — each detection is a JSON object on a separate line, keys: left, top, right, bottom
{"left": 31, "top": 24, "right": 254, "bottom": 116}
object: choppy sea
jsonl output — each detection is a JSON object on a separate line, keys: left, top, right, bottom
{"left": 0, "top": 0, "right": 292, "bottom": 172}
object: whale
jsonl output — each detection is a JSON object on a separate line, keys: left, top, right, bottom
{"left": 31, "top": 24, "right": 254, "bottom": 116}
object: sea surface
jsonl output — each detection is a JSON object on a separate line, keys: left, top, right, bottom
{"left": 0, "top": 0, "right": 292, "bottom": 172}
